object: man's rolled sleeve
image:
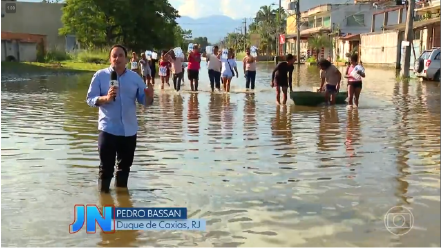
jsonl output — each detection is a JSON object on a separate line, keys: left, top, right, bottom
{"left": 86, "top": 72, "right": 101, "bottom": 107}
{"left": 136, "top": 78, "right": 147, "bottom": 106}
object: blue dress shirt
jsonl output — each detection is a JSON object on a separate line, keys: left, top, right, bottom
{"left": 86, "top": 67, "right": 148, "bottom": 137}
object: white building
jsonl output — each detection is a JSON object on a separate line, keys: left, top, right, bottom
{"left": 285, "top": 2, "right": 407, "bottom": 60}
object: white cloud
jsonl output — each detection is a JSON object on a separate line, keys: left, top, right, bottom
{"left": 170, "top": 0, "right": 352, "bottom": 18}
{"left": 171, "top": 0, "right": 269, "bottom": 19}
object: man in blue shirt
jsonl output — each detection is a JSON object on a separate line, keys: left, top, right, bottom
{"left": 86, "top": 44, "right": 154, "bottom": 193}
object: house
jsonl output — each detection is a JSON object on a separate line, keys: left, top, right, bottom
{"left": 360, "top": 0, "right": 440, "bottom": 68}
{"left": 284, "top": 1, "right": 406, "bottom": 61}
{"left": 1, "top": 1, "right": 78, "bottom": 51}
{"left": 411, "top": 0, "right": 440, "bottom": 50}
{"left": 1, "top": 31, "right": 46, "bottom": 62}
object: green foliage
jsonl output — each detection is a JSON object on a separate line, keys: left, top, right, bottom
{"left": 59, "top": 0, "right": 187, "bottom": 52}
{"left": 337, "top": 58, "right": 346, "bottom": 62}
{"left": 308, "top": 34, "right": 332, "bottom": 56}
{"left": 220, "top": 4, "right": 287, "bottom": 55}
{"left": 191, "top": 37, "right": 210, "bottom": 51}
{"left": 44, "top": 48, "right": 72, "bottom": 62}
{"left": 306, "top": 57, "right": 317, "bottom": 63}
{"left": 72, "top": 49, "right": 109, "bottom": 64}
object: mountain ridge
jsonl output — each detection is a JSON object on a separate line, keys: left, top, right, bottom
{"left": 176, "top": 15, "right": 245, "bottom": 43}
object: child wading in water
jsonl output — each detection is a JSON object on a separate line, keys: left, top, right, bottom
{"left": 345, "top": 54, "right": 365, "bottom": 107}
{"left": 159, "top": 51, "right": 171, "bottom": 90}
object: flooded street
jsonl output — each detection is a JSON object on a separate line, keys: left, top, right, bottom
{"left": 1, "top": 63, "right": 440, "bottom": 246}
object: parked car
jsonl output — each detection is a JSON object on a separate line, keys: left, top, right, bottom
{"left": 414, "top": 47, "right": 440, "bottom": 81}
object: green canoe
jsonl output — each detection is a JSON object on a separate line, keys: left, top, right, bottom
{"left": 290, "top": 91, "right": 347, "bottom": 106}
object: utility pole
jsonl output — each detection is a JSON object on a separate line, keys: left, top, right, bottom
{"left": 278, "top": 0, "right": 281, "bottom": 56}
{"left": 402, "top": 0, "right": 415, "bottom": 78}
{"left": 243, "top": 18, "right": 247, "bottom": 52}
{"left": 296, "top": 0, "right": 301, "bottom": 66}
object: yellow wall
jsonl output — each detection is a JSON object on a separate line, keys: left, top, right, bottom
{"left": 286, "top": 15, "right": 297, "bottom": 35}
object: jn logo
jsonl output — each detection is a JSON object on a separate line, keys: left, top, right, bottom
{"left": 69, "top": 205, "right": 115, "bottom": 234}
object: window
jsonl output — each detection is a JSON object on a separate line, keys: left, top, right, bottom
{"left": 323, "top": 16, "right": 331, "bottom": 27}
{"left": 316, "top": 17, "right": 323, "bottom": 27}
{"left": 414, "top": 30, "right": 421, "bottom": 40}
{"left": 308, "top": 19, "right": 314, "bottom": 28}
{"left": 420, "top": 51, "right": 431, "bottom": 60}
{"left": 346, "top": 14, "right": 365, "bottom": 27}
{"left": 433, "top": 52, "right": 440, "bottom": 60}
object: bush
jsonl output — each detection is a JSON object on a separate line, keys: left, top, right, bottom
{"left": 73, "top": 49, "right": 109, "bottom": 64}
{"left": 306, "top": 57, "right": 316, "bottom": 63}
{"left": 337, "top": 58, "right": 346, "bottom": 63}
{"left": 44, "top": 48, "right": 72, "bottom": 62}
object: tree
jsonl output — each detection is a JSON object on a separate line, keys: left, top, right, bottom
{"left": 191, "top": 37, "right": 210, "bottom": 51}
{"left": 59, "top": 0, "right": 185, "bottom": 52}
{"left": 244, "top": 5, "right": 287, "bottom": 55}
{"left": 174, "top": 26, "right": 192, "bottom": 49}
{"left": 308, "top": 34, "right": 332, "bottom": 58}
{"left": 220, "top": 33, "right": 246, "bottom": 52}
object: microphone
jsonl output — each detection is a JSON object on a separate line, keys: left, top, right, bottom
{"left": 110, "top": 69, "right": 119, "bottom": 101}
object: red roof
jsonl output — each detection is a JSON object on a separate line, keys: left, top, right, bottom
{"left": 1, "top": 32, "right": 46, "bottom": 43}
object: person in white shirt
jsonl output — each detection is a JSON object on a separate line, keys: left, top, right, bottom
{"left": 207, "top": 45, "right": 222, "bottom": 92}
{"left": 130, "top": 52, "right": 139, "bottom": 73}
{"left": 220, "top": 48, "right": 238, "bottom": 93}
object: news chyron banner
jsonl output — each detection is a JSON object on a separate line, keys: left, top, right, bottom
{"left": 70, "top": 206, "right": 206, "bottom": 233}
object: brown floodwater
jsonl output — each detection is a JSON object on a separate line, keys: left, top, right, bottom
{"left": 1, "top": 62, "right": 440, "bottom": 247}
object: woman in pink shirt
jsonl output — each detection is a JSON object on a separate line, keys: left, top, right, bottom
{"left": 345, "top": 54, "right": 365, "bottom": 107}
{"left": 187, "top": 44, "right": 201, "bottom": 91}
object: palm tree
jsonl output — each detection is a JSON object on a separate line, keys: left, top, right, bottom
{"left": 308, "top": 34, "right": 332, "bottom": 59}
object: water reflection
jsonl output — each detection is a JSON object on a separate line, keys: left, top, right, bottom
{"left": 207, "top": 94, "right": 223, "bottom": 140}
{"left": 345, "top": 108, "right": 361, "bottom": 159}
{"left": 1, "top": 64, "right": 440, "bottom": 247}
{"left": 221, "top": 94, "right": 235, "bottom": 141}
{"left": 317, "top": 106, "right": 341, "bottom": 153}
{"left": 99, "top": 192, "right": 138, "bottom": 247}
{"left": 243, "top": 93, "right": 257, "bottom": 141}
{"left": 187, "top": 93, "right": 200, "bottom": 137}
{"left": 271, "top": 105, "right": 292, "bottom": 146}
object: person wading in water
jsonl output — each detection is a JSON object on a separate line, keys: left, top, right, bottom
{"left": 318, "top": 58, "right": 342, "bottom": 105}
{"left": 243, "top": 47, "right": 257, "bottom": 90}
{"left": 167, "top": 50, "right": 185, "bottom": 92}
{"left": 271, "top": 54, "right": 295, "bottom": 105}
{"left": 86, "top": 44, "right": 154, "bottom": 193}
{"left": 187, "top": 44, "right": 201, "bottom": 91}
{"left": 148, "top": 52, "right": 158, "bottom": 85}
{"left": 139, "top": 53, "right": 151, "bottom": 84}
{"left": 130, "top": 52, "right": 139, "bottom": 73}
{"left": 207, "top": 45, "right": 222, "bottom": 92}
{"left": 345, "top": 54, "right": 365, "bottom": 107}
{"left": 158, "top": 51, "right": 171, "bottom": 90}
{"left": 220, "top": 48, "right": 238, "bottom": 93}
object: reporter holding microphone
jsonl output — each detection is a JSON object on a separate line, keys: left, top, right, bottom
{"left": 86, "top": 44, "right": 154, "bottom": 193}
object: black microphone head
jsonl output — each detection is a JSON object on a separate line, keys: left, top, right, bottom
{"left": 111, "top": 69, "right": 117, "bottom": 80}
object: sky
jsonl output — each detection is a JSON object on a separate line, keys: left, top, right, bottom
{"left": 20, "top": 0, "right": 352, "bottom": 19}
{"left": 170, "top": 0, "right": 354, "bottom": 19}
{"left": 169, "top": 0, "right": 274, "bottom": 19}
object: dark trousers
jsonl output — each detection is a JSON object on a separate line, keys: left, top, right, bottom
{"left": 245, "top": 70, "right": 256, "bottom": 89}
{"left": 173, "top": 72, "right": 183, "bottom": 91}
{"left": 98, "top": 131, "right": 137, "bottom": 181}
{"left": 208, "top": 69, "right": 221, "bottom": 91}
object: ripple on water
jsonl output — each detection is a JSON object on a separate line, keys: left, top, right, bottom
{"left": 1, "top": 67, "right": 440, "bottom": 247}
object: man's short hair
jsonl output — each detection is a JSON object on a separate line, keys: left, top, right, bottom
{"left": 109, "top": 44, "right": 128, "bottom": 57}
